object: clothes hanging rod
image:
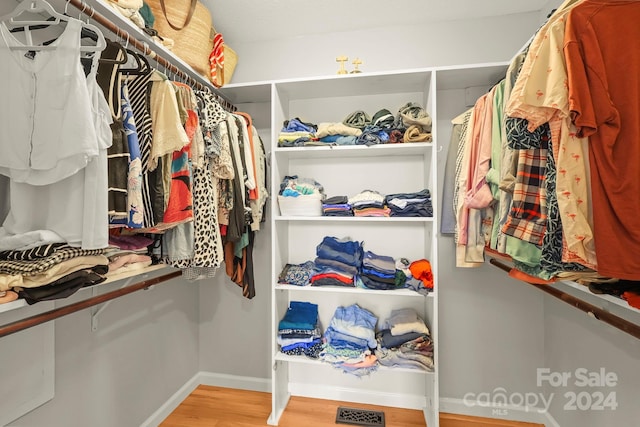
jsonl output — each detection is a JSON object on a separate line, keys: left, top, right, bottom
{"left": 0, "top": 270, "right": 182, "bottom": 339}
{"left": 489, "top": 258, "right": 640, "bottom": 341}
{"left": 66, "top": 0, "right": 236, "bottom": 111}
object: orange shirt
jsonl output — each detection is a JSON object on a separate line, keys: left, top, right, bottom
{"left": 565, "top": 0, "right": 640, "bottom": 279}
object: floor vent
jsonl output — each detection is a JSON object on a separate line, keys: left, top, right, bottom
{"left": 335, "top": 406, "right": 385, "bottom": 426}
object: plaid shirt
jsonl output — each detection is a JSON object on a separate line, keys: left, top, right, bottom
{"left": 501, "top": 118, "right": 549, "bottom": 246}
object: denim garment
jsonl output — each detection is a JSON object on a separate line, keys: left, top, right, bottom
{"left": 377, "top": 329, "right": 425, "bottom": 349}
{"left": 281, "top": 338, "right": 322, "bottom": 351}
{"left": 330, "top": 317, "right": 379, "bottom": 345}
{"left": 278, "top": 301, "right": 318, "bottom": 330}
{"left": 362, "top": 250, "right": 396, "bottom": 274}
{"left": 360, "top": 267, "right": 395, "bottom": 281}
{"left": 323, "top": 211, "right": 354, "bottom": 217}
{"left": 323, "top": 336, "right": 369, "bottom": 352}
{"left": 311, "top": 277, "right": 355, "bottom": 287}
{"left": 316, "top": 237, "right": 363, "bottom": 267}
{"left": 282, "top": 117, "right": 317, "bottom": 133}
{"left": 360, "top": 275, "right": 397, "bottom": 290}
{"left": 326, "top": 304, "right": 377, "bottom": 347}
{"left": 324, "top": 327, "right": 371, "bottom": 349}
{"left": 315, "top": 257, "right": 359, "bottom": 276}
{"left": 385, "top": 189, "right": 431, "bottom": 201}
{"left": 388, "top": 205, "right": 433, "bottom": 217}
{"left": 355, "top": 126, "right": 390, "bottom": 146}
{"left": 317, "top": 236, "right": 362, "bottom": 254}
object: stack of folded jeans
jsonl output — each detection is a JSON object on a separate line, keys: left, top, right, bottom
{"left": 384, "top": 189, "right": 433, "bottom": 217}
{"left": 374, "top": 308, "right": 434, "bottom": 371}
{"left": 311, "top": 236, "right": 363, "bottom": 287}
{"left": 321, "top": 304, "right": 379, "bottom": 376}
{"left": 357, "top": 250, "right": 399, "bottom": 290}
{"left": 322, "top": 196, "right": 353, "bottom": 217}
{"left": 277, "top": 301, "right": 323, "bottom": 358}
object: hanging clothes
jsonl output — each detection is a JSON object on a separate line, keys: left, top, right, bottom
{"left": 564, "top": 0, "right": 640, "bottom": 280}
{"left": 0, "top": 18, "right": 111, "bottom": 250}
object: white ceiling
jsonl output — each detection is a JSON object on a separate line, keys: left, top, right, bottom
{"left": 203, "top": 0, "right": 550, "bottom": 44}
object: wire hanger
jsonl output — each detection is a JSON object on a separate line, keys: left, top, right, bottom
{"left": 0, "top": 0, "right": 106, "bottom": 53}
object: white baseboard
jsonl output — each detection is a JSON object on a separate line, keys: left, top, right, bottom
{"left": 198, "top": 371, "right": 271, "bottom": 393}
{"left": 139, "top": 372, "right": 201, "bottom": 427}
{"left": 140, "top": 371, "right": 271, "bottom": 427}
{"left": 439, "top": 398, "right": 561, "bottom": 427}
{"left": 288, "top": 382, "right": 427, "bottom": 410}
{"left": 142, "top": 375, "right": 565, "bottom": 427}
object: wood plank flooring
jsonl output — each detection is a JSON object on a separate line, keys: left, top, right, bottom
{"left": 160, "top": 385, "right": 544, "bottom": 427}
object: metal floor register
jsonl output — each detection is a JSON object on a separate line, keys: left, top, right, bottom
{"left": 335, "top": 406, "right": 386, "bottom": 426}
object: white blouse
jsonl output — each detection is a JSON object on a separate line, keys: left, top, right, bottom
{"left": 0, "top": 19, "right": 99, "bottom": 185}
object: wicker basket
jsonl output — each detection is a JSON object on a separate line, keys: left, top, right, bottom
{"left": 146, "top": 0, "right": 213, "bottom": 77}
{"left": 223, "top": 44, "right": 237, "bottom": 85}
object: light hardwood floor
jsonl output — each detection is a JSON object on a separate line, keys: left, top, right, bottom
{"left": 160, "top": 385, "right": 544, "bottom": 427}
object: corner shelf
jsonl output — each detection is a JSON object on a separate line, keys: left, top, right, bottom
{"left": 275, "top": 284, "right": 432, "bottom": 298}
{"left": 274, "top": 352, "right": 435, "bottom": 375}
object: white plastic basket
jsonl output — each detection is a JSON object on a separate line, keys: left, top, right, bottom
{"left": 277, "top": 194, "right": 323, "bottom": 216}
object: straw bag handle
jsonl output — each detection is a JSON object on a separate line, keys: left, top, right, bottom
{"left": 159, "top": 0, "right": 198, "bottom": 31}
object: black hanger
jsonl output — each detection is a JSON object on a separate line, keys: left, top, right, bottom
{"left": 119, "top": 48, "right": 151, "bottom": 76}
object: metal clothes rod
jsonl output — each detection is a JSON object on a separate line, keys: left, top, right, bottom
{"left": 0, "top": 270, "right": 182, "bottom": 339}
{"left": 489, "top": 258, "right": 640, "bottom": 341}
{"left": 66, "top": 0, "right": 236, "bottom": 112}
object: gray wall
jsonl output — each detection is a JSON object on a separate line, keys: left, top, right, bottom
{"left": 229, "top": 12, "right": 541, "bottom": 83}
{"left": 9, "top": 277, "right": 200, "bottom": 427}
{"left": 543, "top": 297, "right": 640, "bottom": 427}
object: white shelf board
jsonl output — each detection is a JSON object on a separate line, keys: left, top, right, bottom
{"left": 274, "top": 142, "right": 433, "bottom": 159}
{"left": 221, "top": 82, "right": 272, "bottom": 104}
{"left": 0, "top": 298, "right": 27, "bottom": 314}
{"left": 100, "top": 263, "right": 174, "bottom": 285}
{"left": 275, "top": 216, "right": 433, "bottom": 223}
{"left": 275, "top": 70, "right": 432, "bottom": 100}
{"left": 275, "top": 352, "right": 434, "bottom": 375}
{"left": 552, "top": 280, "right": 640, "bottom": 316}
{"left": 435, "top": 62, "right": 509, "bottom": 91}
{"left": 275, "top": 284, "right": 432, "bottom": 297}
{"left": 0, "top": 264, "right": 176, "bottom": 316}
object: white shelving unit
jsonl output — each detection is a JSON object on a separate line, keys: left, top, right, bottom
{"left": 268, "top": 70, "right": 439, "bottom": 426}
{"left": 220, "top": 62, "right": 535, "bottom": 427}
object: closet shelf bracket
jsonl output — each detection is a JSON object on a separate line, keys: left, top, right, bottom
{"left": 489, "top": 258, "right": 640, "bottom": 341}
{"left": 0, "top": 270, "right": 182, "bottom": 339}
{"left": 90, "top": 274, "right": 152, "bottom": 332}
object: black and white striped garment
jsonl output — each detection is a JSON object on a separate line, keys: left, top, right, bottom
{"left": 0, "top": 243, "right": 66, "bottom": 261}
{"left": 125, "top": 70, "right": 156, "bottom": 228}
{"left": 0, "top": 247, "right": 106, "bottom": 276}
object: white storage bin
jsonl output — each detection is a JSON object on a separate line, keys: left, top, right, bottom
{"left": 277, "top": 194, "right": 323, "bottom": 216}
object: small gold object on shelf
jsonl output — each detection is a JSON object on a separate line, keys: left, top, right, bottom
{"left": 336, "top": 56, "right": 349, "bottom": 75}
{"left": 350, "top": 58, "right": 363, "bottom": 74}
